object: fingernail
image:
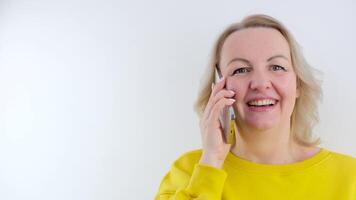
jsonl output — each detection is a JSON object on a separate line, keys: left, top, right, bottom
{"left": 229, "top": 90, "right": 235, "bottom": 95}
{"left": 218, "top": 77, "right": 225, "bottom": 83}
{"left": 229, "top": 99, "right": 236, "bottom": 103}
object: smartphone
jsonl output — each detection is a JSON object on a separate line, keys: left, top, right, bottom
{"left": 215, "top": 67, "right": 236, "bottom": 144}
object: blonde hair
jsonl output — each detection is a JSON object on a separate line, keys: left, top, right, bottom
{"left": 193, "top": 14, "right": 323, "bottom": 146}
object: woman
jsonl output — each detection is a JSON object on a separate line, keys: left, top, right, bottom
{"left": 155, "top": 14, "right": 356, "bottom": 199}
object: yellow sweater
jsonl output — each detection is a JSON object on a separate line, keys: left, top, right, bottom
{"left": 155, "top": 148, "right": 356, "bottom": 200}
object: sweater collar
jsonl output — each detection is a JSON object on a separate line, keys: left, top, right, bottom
{"left": 225, "top": 147, "right": 331, "bottom": 175}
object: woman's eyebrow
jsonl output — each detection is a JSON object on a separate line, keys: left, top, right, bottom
{"left": 226, "top": 54, "right": 289, "bottom": 68}
{"left": 226, "top": 58, "right": 251, "bottom": 67}
{"left": 267, "top": 54, "right": 289, "bottom": 62}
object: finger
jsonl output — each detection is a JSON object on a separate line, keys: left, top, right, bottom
{"left": 207, "top": 97, "right": 235, "bottom": 129}
{"left": 211, "top": 76, "right": 226, "bottom": 97}
{"left": 204, "top": 89, "right": 235, "bottom": 121}
{"left": 202, "top": 77, "right": 229, "bottom": 120}
{"left": 201, "top": 76, "right": 231, "bottom": 127}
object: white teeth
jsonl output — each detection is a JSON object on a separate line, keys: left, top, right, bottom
{"left": 248, "top": 99, "right": 276, "bottom": 106}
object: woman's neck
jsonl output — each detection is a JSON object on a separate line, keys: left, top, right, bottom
{"left": 230, "top": 122, "right": 318, "bottom": 165}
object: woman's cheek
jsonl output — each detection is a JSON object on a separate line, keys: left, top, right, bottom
{"left": 277, "top": 75, "right": 298, "bottom": 97}
{"left": 226, "top": 77, "right": 246, "bottom": 100}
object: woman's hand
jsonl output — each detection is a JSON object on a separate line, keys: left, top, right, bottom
{"left": 199, "top": 77, "right": 236, "bottom": 168}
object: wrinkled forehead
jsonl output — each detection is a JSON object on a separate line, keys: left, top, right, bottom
{"left": 220, "top": 27, "right": 291, "bottom": 69}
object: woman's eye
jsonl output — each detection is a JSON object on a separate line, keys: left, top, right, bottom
{"left": 233, "top": 67, "right": 250, "bottom": 74}
{"left": 271, "top": 65, "right": 286, "bottom": 71}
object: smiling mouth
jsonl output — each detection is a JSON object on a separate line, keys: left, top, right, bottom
{"left": 246, "top": 99, "right": 279, "bottom": 107}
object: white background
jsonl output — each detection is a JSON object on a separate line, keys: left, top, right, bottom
{"left": 0, "top": 0, "right": 355, "bottom": 199}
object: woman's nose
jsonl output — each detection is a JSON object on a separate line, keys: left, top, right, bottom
{"left": 249, "top": 71, "right": 272, "bottom": 91}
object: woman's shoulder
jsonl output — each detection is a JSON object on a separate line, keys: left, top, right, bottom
{"left": 326, "top": 148, "right": 356, "bottom": 171}
{"left": 170, "top": 148, "right": 203, "bottom": 173}
{"left": 328, "top": 148, "right": 356, "bottom": 162}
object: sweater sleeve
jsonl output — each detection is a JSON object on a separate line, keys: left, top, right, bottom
{"left": 155, "top": 160, "right": 227, "bottom": 200}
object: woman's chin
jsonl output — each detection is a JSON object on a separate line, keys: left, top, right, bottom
{"left": 245, "top": 119, "right": 279, "bottom": 131}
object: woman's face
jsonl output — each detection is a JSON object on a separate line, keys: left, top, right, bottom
{"left": 220, "top": 27, "right": 299, "bottom": 131}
